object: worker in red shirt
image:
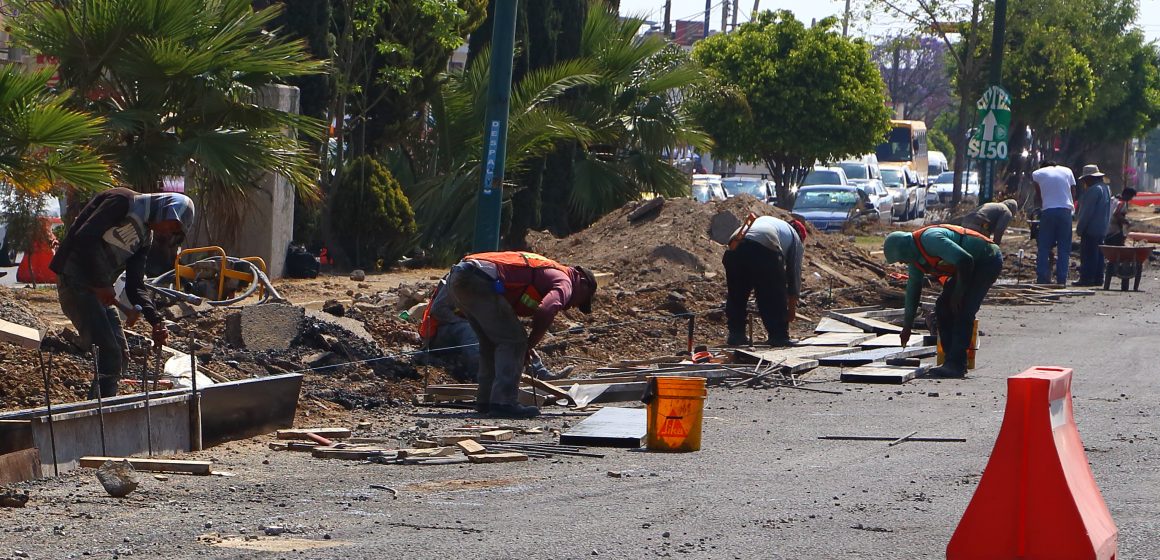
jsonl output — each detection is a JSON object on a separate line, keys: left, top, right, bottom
{"left": 446, "top": 252, "right": 597, "bottom": 419}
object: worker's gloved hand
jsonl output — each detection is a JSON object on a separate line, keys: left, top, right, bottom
{"left": 151, "top": 323, "right": 169, "bottom": 348}
{"left": 93, "top": 286, "right": 117, "bottom": 307}
{"left": 899, "top": 327, "right": 911, "bottom": 348}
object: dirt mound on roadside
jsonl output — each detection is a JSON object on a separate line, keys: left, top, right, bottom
{"left": 527, "top": 196, "right": 886, "bottom": 293}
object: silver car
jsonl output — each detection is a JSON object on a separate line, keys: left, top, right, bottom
{"left": 880, "top": 166, "right": 926, "bottom": 220}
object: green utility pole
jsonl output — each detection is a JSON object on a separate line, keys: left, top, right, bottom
{"left": 979, "top": 0, "right": 1008, "bottom": 204}
{"left": 472, "top": 0, "right": 519, "bottom": 252}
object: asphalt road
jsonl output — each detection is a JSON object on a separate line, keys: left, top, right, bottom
{"left": 3, "top": 283, "right": 1158, "bottom": 559}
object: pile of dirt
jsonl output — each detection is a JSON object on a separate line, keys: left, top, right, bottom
{"left": 527, "top": 195, "right": 886, "bottom": 294}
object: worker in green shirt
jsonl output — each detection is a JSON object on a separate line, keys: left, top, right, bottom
{"left": 883, "top": 225, "right": 1004, "bottom": 378}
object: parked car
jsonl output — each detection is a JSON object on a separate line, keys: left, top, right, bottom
{"left": 801, "top": 166, "right": 849, "bottom": 186}
{"left": 721, "top": 176, "right": 776, "bottom": 204}
{"left": 926, "top": 171, "right": 979, "bottom": 207}
{"left": 690, "top": 174, "right": 727, "bottom": 203}
{"left": 791, "top": 185, "right": 880, "bottom": 231}
{"left": 854, "top": 180, "right": 894, "bottom": 224}
{"left": 880, "top": 164, "right": 926, "bottom": 220}
{"left": 836, "top": 156, "right": 893, "bottom": 220}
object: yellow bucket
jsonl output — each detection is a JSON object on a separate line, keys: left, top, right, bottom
{"left": 646, "top": 376, "right": 707, "bottom": 452}
{"left": 937, "top": 319, "right": 979, "bottom": 369}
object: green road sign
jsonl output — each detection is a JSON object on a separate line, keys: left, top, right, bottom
{"left": 966, "top": 85, "right": 1012, "bottom": 161}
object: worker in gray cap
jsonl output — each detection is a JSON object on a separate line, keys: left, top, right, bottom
{"left": 51, "top": 188, "right": 195, "bottom": 397}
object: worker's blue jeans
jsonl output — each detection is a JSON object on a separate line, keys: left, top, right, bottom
{"left": 1078, "top": 233, "right": 1105, "bottom": 285}
{"left": 935, "top": 252, "right": 1003, "bottom": 369}
{"left": 1036, "top": 207, "right": 1073, "bottom": 284}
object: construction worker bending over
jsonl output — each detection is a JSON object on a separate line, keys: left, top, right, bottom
{"left": 446, "top": 252, "right": 596, "bottom": 419}
{"left": 419, "top": 275, "right": 572, "bottom": 382}
{"left": 950, "top": 199, "right": 1018, "bottom": 244}
{"left": 50, "top": 189, "right": 194, "bottom": 397}
{"left": 723, "top": 215, "right": 807, "bottom": 347}
{"left": 883, "top": 225, "right": 1002, "bottom": 378}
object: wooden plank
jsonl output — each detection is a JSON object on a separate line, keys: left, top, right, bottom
{"left": 456, "top": 440, "right": 486, "bottom": 455}
{"left": 857, "top": 308, "right": 906, "bottom": 320}
{"left": 267, "top": 441, "right": 316, "bottom": 452}
{"left": 435, "top": 435, "right": 477, "bottom": 446}
{"left": 818, "top": 346, "right": 936, "bottom": 367}
{"left": 276, "top": 428, "right": 351, "bottom": 440}
{"left": 814, "top": 317, "right": 869, "bottom": 333}
{"left": 796, "top": 332, "right": 876, "bottom": 347}
{"left": 860, "top": 334, "right": 924, "bottom": 348}
{"left": 467, "top": 452, "right": 528, "bottom": 464}
{"left": 813, "top": 261, "right": 860, "bottom": 286}
{"left": 825, "top": 311, "right": 903, "bottom": 334}
{"left": 397, "top": 447, "right": 457, "bottom": 459}
{"left": 0, "top": 449, "right": 41, "bottom": 484}
{"left": 840, "top": 365, "right": 927, "bottom": 384}
{"left": 559, "top": 407, "right": 646, "bottom": 448}
{"left": 78, "top": 456, "right": 212, "bottom": 475}
{"left": 520, "top": 374, "right": 571, "bottom": 403}
{"left": 0, "top": 318, "right": 43, "bottom": 349}
{"left": 479, "top": 430, "right": 514, "bottom": 442}
{"left": 310, "top": 446, "right": 391, "bottom": 460}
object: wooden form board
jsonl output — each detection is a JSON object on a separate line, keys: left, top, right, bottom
{"left": 276, "top": 428, "right": 351, "bottom": 440}
{"left": 825, "top": 311, "right": 903, "bottom": 334}
{"left": 467, "top": 452, "right": 528, "bottom": 464}
{"left": 559, "top": 407, "right": 646, "bottom": 448}
{"left": 840, "top": 365, "right": 927, "bottom": 384}
{"left": 814, "top": 317, "right": 868, "bottom": 334}
{"left": 818, "top": 346, "right": 936, "bottom": 367}
{"left": 797, "top": 332, "right": 876, "bottom": 347}
{"left": 0, "top": 318, "right": 43, "bottom": 349}
{"left": 78, "top": 456, "right": 212, "bottom": 475}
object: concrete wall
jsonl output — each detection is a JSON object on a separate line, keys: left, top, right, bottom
{"left": 226, "top": 84, "right": 301, "bottom": 279}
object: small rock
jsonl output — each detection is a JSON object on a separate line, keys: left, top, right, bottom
{"left": 415, "top": 419, "right": 430, "bottom": 428}
{"left": 153, "top": 475, "right": 169, "bottom": 482}
{"left": 662, "top": 531, "right": 671, "bottom": 538}
{"left": 607, "top": 471, "right": 623, "bottom": 478}
{"left": 321, "top": 299, "right": 345, "bottom": 317}
{"left": 927, "top": 392, "right": 940, "bottom": 397}
{"left": 0, "top": 488, "right": 29, "bottom": 508}
{"left": 263, "top": 525, "right": 286, "bottom": 536}
{"left": 350, "top": 269, "right": 366, "bottom": 282}
{"left": 323, "top": 533, "right": 332, "bottom": 540}
{"left": 15, "top": 551, "right": 29, "bottom": 558}
{"left": 204, "top": 521, "right": 213, "bottom": 529}
{"left": 96, "top": 460, "right": 139, "bottom": 498}
{"left": 356, "top": 421, "right": 372, "bottom": 430}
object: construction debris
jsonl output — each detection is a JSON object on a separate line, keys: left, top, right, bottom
{"left": 559, "top": 407, "right": 647, "bottom": 448}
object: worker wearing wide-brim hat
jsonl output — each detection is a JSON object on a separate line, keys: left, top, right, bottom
{"left": 883, "top": 225, "right": 1002, "bottom": 378}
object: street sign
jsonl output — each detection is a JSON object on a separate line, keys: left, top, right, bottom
{"left": 966, "top": 85, "right": 1012, "bottom": 162}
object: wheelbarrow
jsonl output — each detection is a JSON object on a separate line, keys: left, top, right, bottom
{"left": 1099, "top": 245, "right": 1153, "bottom": 291}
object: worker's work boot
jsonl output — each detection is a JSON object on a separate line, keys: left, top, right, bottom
{"left": 765, "top": 337, "right": 797, "bottom": 348}
{"left": 473, "top": 402, "right": 490, "bottom": 415}
{"left": 927, "top": 364, "right": 967, "bottom": 378}
{"left": 725, "top": 332, "right": 750, "bottom": 346}
{"left": 488, "top": 403, "right": 540, "bottom": 420}
{"left": 534, "top": 365, "right": 574, "bottom": 381}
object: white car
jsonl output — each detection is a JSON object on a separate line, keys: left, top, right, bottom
{"left": 802, "top": 166, "right": 849, "bottom": 186}
{"left": 880, "top": 165, "right": 926, "bottom": 220}
{"left": 926, "top": 171, "right": 979, "bottom": 207}
{"left": 721, "top": 176, "right": 777, "bottom": 204}
{"left": 690, "top": 174, "right": 727, "bottom": 202}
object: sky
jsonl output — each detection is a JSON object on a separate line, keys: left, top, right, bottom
{"left": 619, "top": 0, "right": 1160, "bottom": 44}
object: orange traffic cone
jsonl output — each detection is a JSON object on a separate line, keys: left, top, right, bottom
{"left": 16, "top": 218, "right": 58, "bottom": 284}
{"left": 946, "top": 366, "right": 1117, "bottom": 560}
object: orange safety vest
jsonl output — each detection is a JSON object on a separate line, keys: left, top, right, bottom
{"left": 417, "top": 282, "right": 442, "bottom": 341}
{"left": 911, "top": 225, "right": 993, "bottom": 282}
{"left": 463, "top": 251, "right": 570, "bottom": 312}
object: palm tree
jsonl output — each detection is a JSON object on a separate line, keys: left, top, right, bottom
{"left": 565, "top": 5, "right": 712, "bottom": 226}
{"left": 8, "top": 0, "right": 324, "bottom": 240}
{"left": 0, "top": 67, "right": 112, "bottom": 195}
{"left": 405, "top": 49, "right": 597, "bottom": 260}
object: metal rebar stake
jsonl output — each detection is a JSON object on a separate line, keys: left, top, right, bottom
{"left": 91, "top": 345, "right": 107, "bottom": 456}
{"left": 38, "top": 350, "right": 59, "bottom": 477}
{"left": 188, "top": 334, "right": 203, "bottom": 452}
{"left": 141, "top": 347, "right": 153, "bottom": 457}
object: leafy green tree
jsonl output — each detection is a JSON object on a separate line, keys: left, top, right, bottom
{"left": 0, "top": 66, "right": 112, "bottom": 195}
{"left": 9, "top": 0, "right": 324, "bottom": 241}
{"left": 692, "top": 10, "right": 891, "bottom": 205}
{"left": 859, "top": 0, "right": 987, "bottom": 204}
{"left": 330, "top": 155, "right": 416, "bottom": 268}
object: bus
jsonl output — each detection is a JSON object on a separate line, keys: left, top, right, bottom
{"left": 875, "top": 120, "right": 929, "bottom": 184}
